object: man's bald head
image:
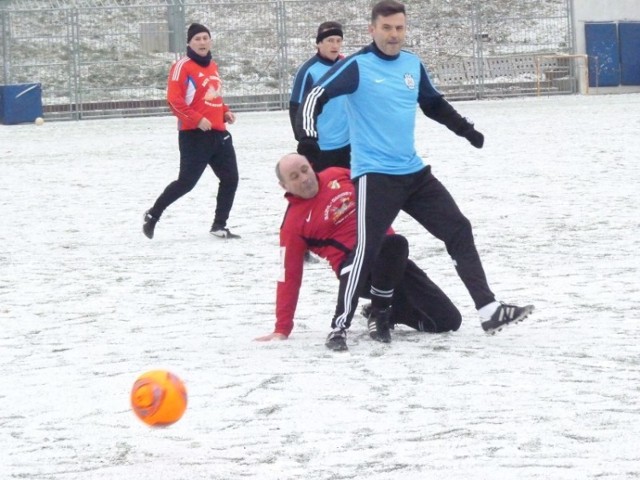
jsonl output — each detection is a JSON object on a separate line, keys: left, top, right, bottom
{"left": 276, "top": 153, "right": 319, "bottom": 199}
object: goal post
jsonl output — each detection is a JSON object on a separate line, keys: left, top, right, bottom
{"left": 535, "top": 54, "right": 589, "bottom": 95}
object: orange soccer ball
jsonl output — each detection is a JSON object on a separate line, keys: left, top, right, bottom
{"left": 130, "top": 370, "right": 187, "bottom": 426}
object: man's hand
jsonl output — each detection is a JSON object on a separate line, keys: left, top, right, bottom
{"left": 465, "top": 128, "right": 484, "bottom": 149}
{"left": 254, "top": 332, "right": 288, "bottom": 342}
{"left": 459, "top": 121, "right": 484, "bottom": 149}
{"left": 224, "top": 111, "right": 236, "bottom": 124}
{"left": 197, "top": 117, "right": 212, "bottom": 131}
{"left": 297, "top": 138, "right": 320, "bottom": 165}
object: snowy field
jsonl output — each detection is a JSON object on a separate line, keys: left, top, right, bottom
{"left": 1, "top": 93, "right": 639, "bottom": 479}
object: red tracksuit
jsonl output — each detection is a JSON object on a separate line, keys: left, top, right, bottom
{"left": 276, "top": 168, "right": 357, "bottom": 336}
{"left": 148, "top": 52, "right": 238, "bottom": 228}
{"left": 167, "top": 56, "right": 230, "bottom": 131}
{"left": 275, "top": 167, "right": 461, "bottom": 337}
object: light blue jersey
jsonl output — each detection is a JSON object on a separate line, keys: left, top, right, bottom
{"left": 297, "top": 43, "right": 445, "bottom": 178}
{"left": 289, "top": 54, "right": 349, "bottom": 151}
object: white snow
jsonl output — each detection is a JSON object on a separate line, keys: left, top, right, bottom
{"left": 1, "top": 93, "right": 639, "bottom": 479}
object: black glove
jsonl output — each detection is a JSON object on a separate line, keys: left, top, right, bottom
{"left": 297, "top": 138, "right": 320, "bottom": 165}
{"left": 459, "top": 121, "right": 484, "bottom": 149}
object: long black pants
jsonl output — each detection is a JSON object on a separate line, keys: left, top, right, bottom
{"left": 150, "top": 129, "right": 238, "bottom": 227}
{"left": 332, "top": 166, "right": 495, "bottom": 330}
{"left": 334, "top": 234, "right": 461, "bottom": 333}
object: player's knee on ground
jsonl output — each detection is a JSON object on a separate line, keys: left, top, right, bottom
{"left": 379, "top": 234, "right": 409, "bottom": 261}
{"left": 442, "top": 308, "right": 462, "bottom": 332}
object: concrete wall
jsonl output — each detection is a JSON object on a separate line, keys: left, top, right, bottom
{"left": 572, "top": 0, "right": 640, "bottom": 93}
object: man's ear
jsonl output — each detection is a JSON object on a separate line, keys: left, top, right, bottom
{"left": 279, "top": 181, "right": 287, "bottom": 191}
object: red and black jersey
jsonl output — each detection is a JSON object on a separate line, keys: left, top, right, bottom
{"left": 275, "top": 167, "right": 357, "bottom": 336}
{"left": 166, "top": 57, "right": 230, "bottom": 131}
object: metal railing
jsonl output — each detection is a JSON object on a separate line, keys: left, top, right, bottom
{"left": 0, "top": 0, "right": 575, "bottom": 120}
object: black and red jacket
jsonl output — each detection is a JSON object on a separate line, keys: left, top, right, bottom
{"left": 167, "top": 56, "right": 230, "bottom": 131}
{"left": 275, "top": 167, "right": 394, "bottom": 336}
{"left": 275, "top": 167, "right": 357, "bottom": 336}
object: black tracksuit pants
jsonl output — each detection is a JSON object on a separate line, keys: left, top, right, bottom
{"left": 335, "top": 233, "right": 462, "bottom": 333}
{"left": 332, "top": 166, "right": 495, "bottom": 330}
{"left": 150, "top": 129, "right": 238, "bottom": 227}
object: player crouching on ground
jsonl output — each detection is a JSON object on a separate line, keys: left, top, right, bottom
{"left": 255, "top": 153, "right": 461, "bottom": 350}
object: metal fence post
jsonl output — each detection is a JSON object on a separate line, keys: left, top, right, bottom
{"left": 68, "top": 7, "right": 81, "bottom": 120}
{"left": 1, "top": 9, "right": 9, "bottom": 85}
{"left": 471, "top": 0, "right": 484, "bottom": 99}
{"left": 167, "top": 0, "right": 185, "bottom": 54}
{"left": 275, "top": 0, "right": 288, "bottom": 110}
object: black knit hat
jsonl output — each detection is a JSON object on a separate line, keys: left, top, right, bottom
{"left": 316, "top": 21, "right": 343, "bottom": 44}
{"left": 187, "top": 23, "right": 211, "bottom": 43}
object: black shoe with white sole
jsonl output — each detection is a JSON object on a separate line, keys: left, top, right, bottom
{"left": 325, "top": 329, "right": 348, "bottom": 351}
{"left": 481, "top": 303, "right": 534, "bottom": 335}
{"left": 143, "top": 210, "right": 158, "bottom": 239}
{"left": 368, "top": 306, "right": 392, "bottom": 343}
{"left": 210, "top": 224, "right": 241, "bottom": 239}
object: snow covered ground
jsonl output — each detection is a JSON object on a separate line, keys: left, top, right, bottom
{"left": 1, "top": 93, "right": 639, "bottom": 479}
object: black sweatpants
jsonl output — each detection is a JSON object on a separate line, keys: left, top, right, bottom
{"left": 391, "top": 259, "right": 462, "bottom": 332}
{"left": 150, "top": 129, "right": 238, "bottom": 227}
{"left": 334, "top": 234, "right": 461, "bottom": 333}
{"left": 332, "top": 166, "right": 495, "bottom": 330}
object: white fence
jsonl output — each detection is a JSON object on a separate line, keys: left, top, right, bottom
{"left": 0, "top": 0, "right": 575, "bottom": 120}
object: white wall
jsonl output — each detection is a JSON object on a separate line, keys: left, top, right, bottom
{"left": 571, "top": 0, "right": 640, "bottom": 93}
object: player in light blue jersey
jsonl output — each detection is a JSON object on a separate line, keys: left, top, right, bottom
{"left": 289, "top": 21, "right": 350, "bottom": 172}
{"left": 295, "top": 0, "right": 534, "bottom": 351}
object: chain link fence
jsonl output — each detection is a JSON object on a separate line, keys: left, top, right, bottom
{"left": 0, "top": 0, "right": 575, "bottom": 120}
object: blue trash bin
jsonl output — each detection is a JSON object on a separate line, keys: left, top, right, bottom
{"left": 0, "top": 83, "right": 44, "bottom": 125}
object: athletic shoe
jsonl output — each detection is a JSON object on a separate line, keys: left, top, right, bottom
{"left": 325, "top": 329, "right": 348, "bottom": 351}
{"left": 368, "top": 306, "right": 392, "bottom": 343}
{"left": 143, "top": 210, "right": 158, "bottom": 239}
{"left": 210, "top": 224, "right": 241, "bottom": 239}
{"left": 481, "top": 302, "right": 534, "bottom": 335}
{"left": 362, "top": 303, "right": 395, "bottom": 327}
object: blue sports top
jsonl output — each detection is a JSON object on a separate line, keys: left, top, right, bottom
{"left": 295, "top": 42, "right": 465, "bottom": 178}
{"left": 289, "top": 54, "right": 349, "bottom": 151}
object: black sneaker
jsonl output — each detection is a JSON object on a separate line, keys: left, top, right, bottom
{"left": 325, "top": 329, "right": 348, "bottom": 351}
{"left": 481, "top": 302, "right": 534, "bottom": 335}
{"left": 143, "top": 210, "right": 158, "bottom": 239}
{"left": 368, "top": 306, "right": 392, "bottom": 343}
{"left": 210, "top": 224, "right": 241, "bottom": 239}
{"left": 362, "top": 303, "right": 395, "bottom": 332}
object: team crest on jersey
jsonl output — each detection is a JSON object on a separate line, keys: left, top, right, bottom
{"left": 204, "top": 85, "right": 222, "bottom": 101}
{"left": 404, "top": 73, "right": 415, "bottom": 90}
{"left": 324, "top": 192, "right": 355, "bottom": 225}
{"left": 327, "top": 180, "right": 340, "bottom": 190}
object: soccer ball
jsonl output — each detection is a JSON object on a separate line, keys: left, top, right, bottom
{"left": 130, "top": 370, "right": 187, "bottom": 426}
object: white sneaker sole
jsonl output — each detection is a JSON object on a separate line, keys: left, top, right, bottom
{"left": 483, "top": 305, "right": 534, "bottom": 335}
